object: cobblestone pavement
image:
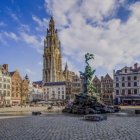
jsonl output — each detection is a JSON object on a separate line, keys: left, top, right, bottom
{"left": 0, "top": 114, "right": 139, "bottom": 140}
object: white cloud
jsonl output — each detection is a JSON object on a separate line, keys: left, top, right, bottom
{"left": 0, "top": 22, "right": 6, "bottom": 27}
{"left": 32, "top": 15, "right": 49, "bottom": 31}
{"left": 45, "top": 0, "right": 77, "bottom": 27}
{"left": 45, "top": 0, "right": 122, "bottom": 26}
{"left": 44, "top": 0, "right": 140, "bottom": 75}
{"left": 11, "top": 13, "right": 19, "bottom": 21}
{"left": 0, "top": 31, "right": 19, "bottom": 42}
{"left": 32, "top": 15, "right": 43, "bottom": 27}
{"left": 6, "top": 8, "right": 20, "bottom": 22}
{"left": 25, "top": 68, "right": 35, "bottom": 75}
{"left": 3, "top": 31, "right": 19, "bottom": 41}
{"left": 20, "top": 32, "right": 43, "bottom": 54}
{"left": 19, "top": 24, "right": 30, "bottom": 32}
{"left": 38, "top": 61, "right": 43, "bottom": 66}
{"left": 80, "top": 0, "right": 117, "bottom": 21}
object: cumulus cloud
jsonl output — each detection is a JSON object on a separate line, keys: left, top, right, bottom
{"left": 80, "top": 0, "right": 117, "bottom": 21}
{"left": 45, "top": 0, "right": 121, "bottom": 26}
{"left": 20, "top": 31, "right": 43, "bottom": 54}
{"left": 44, "top": 0, "right": 140, "bottom": 74}
{"left": 32, "top": 15, "right": 49, "bottom": 31}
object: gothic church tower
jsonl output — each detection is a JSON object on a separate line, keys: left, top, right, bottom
{"left": 43, "top": 17, "right": 63, "bottom": 83}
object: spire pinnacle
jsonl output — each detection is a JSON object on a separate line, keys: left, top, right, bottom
{"left": 65, "top": 62, "right": 68, "bottom": 71}
{"left": 50, "top": 16, "right": 54, "bottom": 22}
{"left": 25, "top": 74, "right": 29, "bottom": 81}
{"left": 49, "top": 16, "right": 55, "bottom": 33}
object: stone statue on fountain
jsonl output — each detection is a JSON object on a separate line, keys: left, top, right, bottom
{"left": 62, "top": 52, "right": 120, "bottom": 114}
{"left": 79, "top": 53, "right": 97, "bottom": 97}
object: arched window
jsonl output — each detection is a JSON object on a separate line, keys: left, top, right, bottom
{"left": 103, "top": 95, "right": 106, "bottom": 98}
{"left": 106, "top": 95, "right": 109, "bottom": 98}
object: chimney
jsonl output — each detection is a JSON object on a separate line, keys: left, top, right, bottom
{"left": 113, "top": 70, "right": 115, "bottom": 75}
{"left": 3, "top": 64, "right": 8, "bottom": 72}
{"left": 101, "top": 76, "right": 104, "bottom": 81}
{"left": 134, "top": 63, "right": 138, "bottom": 69}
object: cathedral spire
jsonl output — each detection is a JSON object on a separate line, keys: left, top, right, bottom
{"left": 43, "top": 16, "right": 63, "bottom": 83}
{"left": 50, "top": 16, "right": 54, "bottom": 24}
{"left": 49, "top": 16, "right": 55, "bottom": 34}
{"left": 64, "top": 62, "right": 68, "bottom": 71}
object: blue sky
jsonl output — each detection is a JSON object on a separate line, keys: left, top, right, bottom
{"left": 0, "top": 0, "right": 140, "bottom": 81}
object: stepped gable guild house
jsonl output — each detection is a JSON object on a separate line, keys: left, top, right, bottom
{"left": 0, "top": 64, "right": 29, "bottom": 106}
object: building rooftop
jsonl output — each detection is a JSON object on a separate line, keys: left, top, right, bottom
{"left": 9, "top": 71, "right": 16, "bottom": 76}
{"left": 33, "top": 81, "right": 42, "bottom": 86}
{"left": 115, "top": 63, "right": 140, "bottom": 74}
{"left": 44, "top": 81, "right": 66, "bottom": 86}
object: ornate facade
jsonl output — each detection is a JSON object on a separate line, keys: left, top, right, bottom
{"left": 101, "top": 74, "right": 113, "bottom": 105}
{"left": 9, "top": 70, "right": 22, "bottom": 105}
{"left": 113, "top": 63, "right": 140, "bottom": 105}
{"left": 0, "top": 64, "right": 11, "bottom": 106}
{"left": 93, "top": 74, "right": 113, "bottom": 105}
{"left": 44, "top": 82, "right": 66, "bottom": 101}
{"left": 22, "top": 76, "right": 29, "bottom": 105}
{"left": 10, "top": 70, "right": 29, "bottom": 106}
{"left": 29, "top": 81, "right": 44, "bottom": 102}
{"left": 43, "top": 17, "right": 82, "bottom": 101}
{"left": 63, "top": 63, "right": 75, "bottom": 82}
{"left": 43, "top": 17, "right": 63, "bottom": 83}
{"left": 93, "top": 76, "right": 101, "bottom": 94}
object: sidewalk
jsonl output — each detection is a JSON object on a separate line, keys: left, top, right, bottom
{"left": 120, "top": 106, "right": 140, "bottom": 109}
{"left": 0, "top": 106, "right": 64, "bottom": 113}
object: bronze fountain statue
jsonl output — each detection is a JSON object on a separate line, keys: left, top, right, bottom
{"left": 62, "top": 53, "right": 120, "bottom": 114}
{"left": 79, "top": 53, "right": 96, "bottom": 95}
